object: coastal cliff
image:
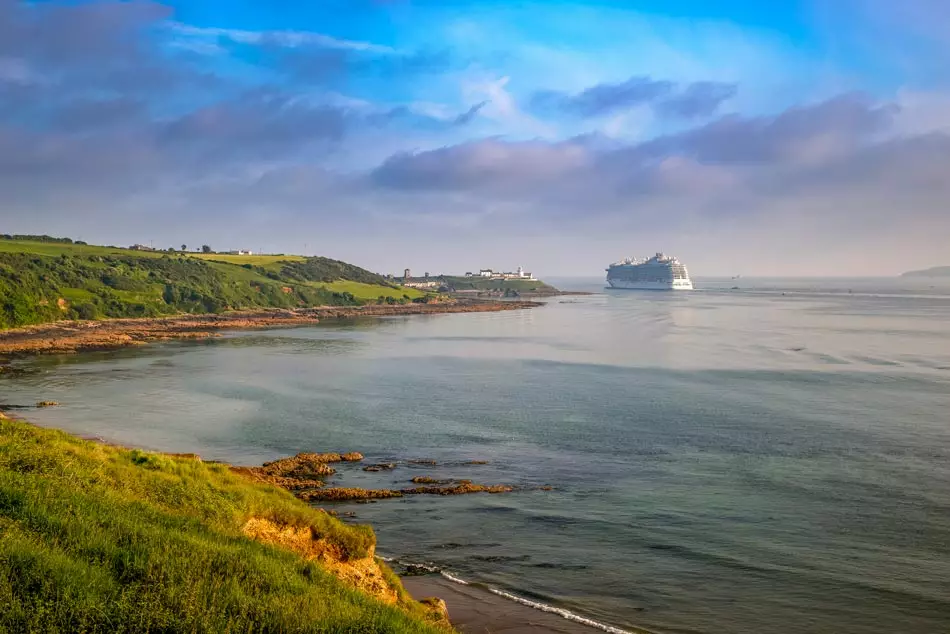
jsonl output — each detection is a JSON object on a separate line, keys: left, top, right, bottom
{"left": 0, "top": 414, "right": 452, "bottom": 633}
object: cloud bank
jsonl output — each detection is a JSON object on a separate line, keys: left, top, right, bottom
{"left": 1, "top": 0, "right": 949, "bottom": 275}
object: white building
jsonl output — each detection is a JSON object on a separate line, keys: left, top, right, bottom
{"left": 466, "top": 266, "right": 536, "bottom": 281}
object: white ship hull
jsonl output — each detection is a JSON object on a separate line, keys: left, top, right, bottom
{"left": 606, "top": 279, "right": 693, "bottom": 290}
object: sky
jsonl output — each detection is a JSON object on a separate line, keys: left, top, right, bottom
{"left": 1, "top": 0, "right": 949, "bottom": 277}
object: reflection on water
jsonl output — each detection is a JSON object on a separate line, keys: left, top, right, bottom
{"left": 4, "top": 278, "right": 950, "bottom": 634}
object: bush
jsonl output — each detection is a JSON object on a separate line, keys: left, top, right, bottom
{"left": 73, "top": 303, "right": 100, "bottom": 321}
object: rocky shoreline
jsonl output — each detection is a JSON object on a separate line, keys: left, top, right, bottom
{"left": 0, "top": 300, "right": 542, "bottom": 358}
{"left": 233, "top": 451, "right": 518, "bottom": 503}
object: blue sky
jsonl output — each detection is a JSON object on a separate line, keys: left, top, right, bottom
{"left": 2, "top": 0, "right": 949, "bottom": 275}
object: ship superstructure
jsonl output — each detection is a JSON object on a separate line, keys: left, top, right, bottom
{"left": 606, "top": 253, "right": 693, "bottom": 290}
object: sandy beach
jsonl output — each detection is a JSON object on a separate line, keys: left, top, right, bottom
{"left": 403, "top": 575, "right": 605, "bottom": 634}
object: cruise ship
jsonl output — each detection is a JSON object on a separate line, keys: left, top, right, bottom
{"left": 606, "top": 252, "right": 693, "bottom": 290}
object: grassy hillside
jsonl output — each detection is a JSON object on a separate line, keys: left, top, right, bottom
{"left": 441, "top": 276, "right": 558, "bottom": 294}
{"left": 0, "top": 416, "right": 448, "bottom": 633}
{"left": 190, "top": 253, "right": 307, "bottom": 267}
{"left": 0, "top": 238, "right": 422, "bottom": 329}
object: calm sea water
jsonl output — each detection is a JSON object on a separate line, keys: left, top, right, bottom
{"left": 5, "top": 277, "right": 950, "bottom": 634}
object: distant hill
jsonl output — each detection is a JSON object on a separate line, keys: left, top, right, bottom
{"left": 440, "top": 275, "right": 559, "bottom": 295}
{"left": 0, "top": 237, "right": 422, "bottom": 329}
{"left": 900, "top": 266, "right": 950, "bottom": 278}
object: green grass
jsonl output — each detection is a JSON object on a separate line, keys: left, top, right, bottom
{"left": 322, "top": 281, "right": 424, "bottom": 301}
{"left": 190, "top": 253, "right": 307, "bottom": 267}
{"left": 0, "top": 238, "right": 432, "bottom": 328}
{"left": 442, "top": 276, "right": 557, "bottom": 293}
{"left": 0, "top": 240, "right": 165, "bottom": 259}
{"left": 0, "top": 417, "right": 447, "bottom": 633}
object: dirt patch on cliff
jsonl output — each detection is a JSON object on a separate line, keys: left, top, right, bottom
{"left": 241, "top": 517, "right": 399, "bottom": 605}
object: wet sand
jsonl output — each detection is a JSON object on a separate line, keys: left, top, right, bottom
{"left": 403, "top": 575, "right": 603, "bottom": 634}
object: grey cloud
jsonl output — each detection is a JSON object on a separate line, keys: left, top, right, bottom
{"left": 0, "top": 0, "right": 171, "bottom": 65}
{"left": 50, "top": 97, "right": 147, "bottom": 132}
{"left": 453, "top": 100, "right": 489, "bottom": 126}
{"left": 367, "top": 93, "right": 939, "bottom": 227}
{"left": 636, "top": 92, "right": 896, "bottom": 165}
{"left": 532, "top": 76, "right": 673, "bottom": 118}
{"left": 532, "top": 76, "right": 737, "bottom": 119}
{"left": 161, "top": 91, "right": 349, "bottom": 163}
{"left": 655, "top": 81, "right": 738, "bottom": 119}
{"left": 371, "top": 139, "right": 590, "bottom": 192}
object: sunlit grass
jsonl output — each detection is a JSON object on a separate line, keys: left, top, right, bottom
{"left": 0, "top": 418, "right": 446, "bottom": 633}
{"left": 322, "top": 281, "right": 424, "bottom": 301}
{"left": 189, "top": 253, "right": 307, "bottom": 267}
{"left": 0, "top": 240, "right": 165, "bottom": 258}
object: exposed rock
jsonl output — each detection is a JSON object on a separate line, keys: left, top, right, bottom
{"left": 402, "top": 564, "right": 435, "bottom": 577}
{"left": 466, "top": 460, "right": 489, "bottom": 465}
{"left": 341, "top": 452, "right": 364, "bottom": 462}
{"left": 408, "top": 459, "right": 438, "bottom": 465}
{"left": 299, "top": 488, "right": 404, "bottom": 502}
{"left": 363, "top": 463, "right": 396, "bottom": 472}
{"left": 240, "top": 517, "right": 399, "bottom": 605}
{"left": 297, "top": 481, "right": 514, "bottom": 502}
{"left": 232, "top": 452, "right": 358, "bottom": 490}
{"left": 35, "top": 401, "right": 59, "bottom": 408}
{"left": 420, "top": 597, "right": 450, "bottom": 622}
{"left": 410, "top": 476, "right": 443, "bottom": 484}
{"left": 401, "top": 481, "right": 514, "bottom": 496}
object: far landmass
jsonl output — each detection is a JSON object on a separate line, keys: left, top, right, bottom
{"left": 901, "top": 265, "right": 950, "bottom": 278}
{"left": 0, "top": 234, "right": 556, "bottom": 330}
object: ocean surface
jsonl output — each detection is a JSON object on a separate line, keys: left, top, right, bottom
{"left": 5, "top": 277, "right": 950, "bottom": 634}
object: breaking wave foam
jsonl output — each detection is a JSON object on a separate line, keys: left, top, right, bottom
{"left": 383, "top": 556, "right": 634, "bottom": 634}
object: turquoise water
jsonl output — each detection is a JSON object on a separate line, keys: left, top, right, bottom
{"left": 5, "top": 278, "right": 950, "bottom": 633}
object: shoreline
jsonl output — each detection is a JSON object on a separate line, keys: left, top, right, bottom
{"left": 2, "top": 409, "right": 619, "bottom": 634}
{"left": 402, "top": 575, "right": 607, "bottom": 633}
{"left": 0, "top": 299, "right": 542, "bottom": 358}
{"left": 0, "top": 301, "right": 637, "bottom": 634}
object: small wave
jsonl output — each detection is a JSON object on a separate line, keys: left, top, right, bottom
{"left": 384, "top": 556, "right": 633, "bottom": 633}
{"left": 486, "top": 587, "right": 635, "bottom": 634}
{"left": 439, "top": 570, "right": 470, "bottom": 585}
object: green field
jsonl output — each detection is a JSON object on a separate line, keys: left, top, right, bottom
{"left": 0, "top": 240, "right": 165, "bottom": 259}
{"left": 325, "top": 280, "right": 423, "bottom": 301}
{"left": 189, "top": 253, "right": 307, "bottom": 267}
{"left": 0, "top": 416, "right": 448, "bottom": 633}
{"left": 0, "top": 237, "right": 427, "bottom": 328}
{"left": 442, "top": 276, "right": 557, "bottom": 294}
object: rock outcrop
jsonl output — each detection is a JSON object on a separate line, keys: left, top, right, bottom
{"left": 241, "top": 517, "right": 400, "bottom": 606}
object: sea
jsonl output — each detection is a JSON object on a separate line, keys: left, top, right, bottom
{"left": 4, "top": 277, "right": 950, "bottom": 634}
